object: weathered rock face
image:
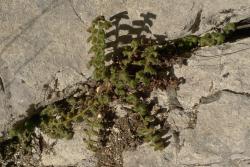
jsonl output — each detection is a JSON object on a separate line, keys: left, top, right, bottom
{"left": 123, "top": 31, "right": 250, "bottom": 167}
{"left": 175, "top": 38, "right": 250, "bottom": 110}
{"left": 124, "top": 91, "right": 250, "bottom": 167}
{"left": 0, "top": 0, "right": 90, "bottom": 132}
{"left": 177, "top": 91, "right": 250, "bottom": 167}
{"left": 1, "top": 0, "right": 250, "bottom": 166}
{"left": 41, "top": 124, "right": 96, "bottom": 167}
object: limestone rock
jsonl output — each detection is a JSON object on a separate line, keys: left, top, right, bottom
{"left": 41, "top": 124, "right": 97, "bottom": 167}
{"left": 150, "top": 88, "right": 181, "bottom": 110}
{"left": 1, "top": 0, "right": 250, "bottom": 166}
{"left": 1, "top": 0, "right": 250, "bottom": 132}
{"left": 167, "top": 108, "right": 196, "bottom": 131}
{"left": 0, "top": 0, "right": 89, "bottom": 132}
{"left": 123, "top": 91, "right": 250, "bottom": 167}
{"left": 123, "top": 144, "right": 173, "bottom": 167}
{"left": 175, "top": 91, "right": 250, "bottom": 167}
{"left": 175, "top": 37, "right": 250, "bottom": 110}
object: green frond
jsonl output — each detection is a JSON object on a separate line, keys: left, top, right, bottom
{"left": 125, "top": 94, "right": 139, "bottom": 104}
{"left": 134, "top": 103, "right": 148, "bottom": 116}
{"left": 223, "top": 22, "right": 236, "bottom": 35}
{"left": 144, "top": 65, "right": 157, "bottom": 75}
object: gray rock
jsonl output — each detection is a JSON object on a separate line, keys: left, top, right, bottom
{"left": 175, "top": 91, "right": 250, "bottom": 167}
{"left": 41, "top": 124, "right": 97, "bottom": 167}
{"left": 167, "top": 108, "right": 196, "bottom": 131}
{"left": 0, "top": 0, "right": 249, "bottom": 128}
{"left": 150, "top": 88, "right": 182, "bottom": 110}
{"left": 123, "top": 143, "right": 172, "bottom": 167}
{"left": 122, "top": 1, "right": 250, "bottom": 166}
{"left": 175, "top": 37, "right": 250, "bottom": 110}
{"left": 1, "top": 0, "right": 250, "bottom": 166}
{"left": 1, "top": 0, "right": 250, "bottom": 131}
{"left": 0, "top": 0, "right": 89, "bottom": 132}
{"left": 123, "top": 90, "right": 250, "bottom": 167}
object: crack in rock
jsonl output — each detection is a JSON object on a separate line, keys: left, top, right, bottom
{"left": 222, "top": 89, "right": 250, "bottom": 97}
{"left": 199, "top": 91, "right": 222, "bottom": 104}
{"left": 198, "top": 88, "right": 250, "bottom": 106}
{"left": 181, "top": 161, "right": 222, "bottom": 167}
{"left": 0, "top": 76, "right": 4, "bottom": 92}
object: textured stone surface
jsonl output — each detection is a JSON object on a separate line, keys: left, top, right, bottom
{"left": 123, "top": 91, "right": 250, "bottom": 167}
{"left": 0, "top": 0, "right": 89, "bottom": 132}
{"left": 124, "top": 39, "right": 250, "bottom": 166}
{"left": 121, "top": 1, "right": 250, "bottom": 166}
{"left": 123, "top": 33, "right": 250, "bottom": 167}
{"left": 167, "top": 108, "right": 195, "bottom": 131}
{"left": 1, "top": 0, "right": 250, "bottom": 166}
{"left": 41, "top": 124, "right": 97, "bottom": 167}
{"left": 175, "top": 37, "right": 250, "bottom": 110}
{"left": 1, "top": 0, "right": 250, "bottom": 131}
{"left": 123, "top": 144, "right": 172, "bottom": 167}
{"left": 175, "top": 91, "right": 250, "bottom": 167}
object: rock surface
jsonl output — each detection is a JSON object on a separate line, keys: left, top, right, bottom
{"left": 123, "top": 20, "right": 250, "bottom": 167}
{"left": 175, "top": 38, "right": 250, "bottom": 110}
{"left": 41, "top": 124, "right": 96, "bottom": 167}
{"left": 124, "top": 34, "right": 250, "bottom": 167}
{"left": 124, "top": 91, "right": 250, "bottom": 167}
{"left": 1, "top": 0, "right": 250, "bottom": 166}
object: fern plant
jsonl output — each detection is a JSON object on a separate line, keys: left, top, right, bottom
{"left": 87, "top": 16, "right": 112, "bottom": 81}
{"left": 87, "top": 17, "right": 175, "bottom": 150}
{"left": 39, "top": 91, "right": 112, "bottom": 152}
{"left": 86, "top": 16, "right": 238, "bottom": 151}
{"left": 0, "top": 15, "right": 241, "bottom": 163}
